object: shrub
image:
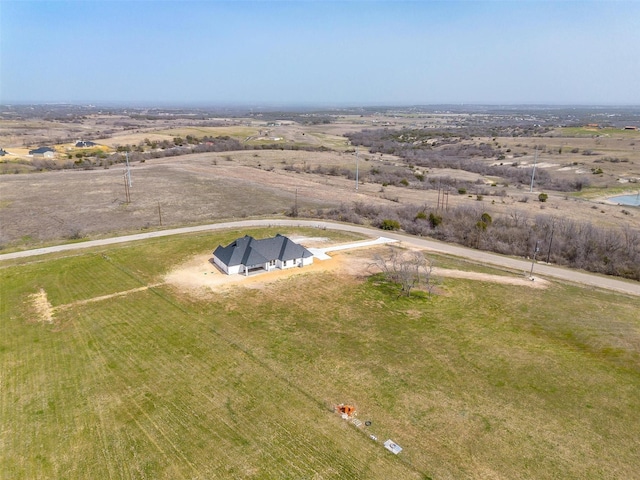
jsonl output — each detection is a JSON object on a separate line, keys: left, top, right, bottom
{"left": 480, "top": 213, "right": 493, "bottom": 225}
{"left": 380, "top": 219, "right": 401, "bottom": 231}
{"left": 538, "top": 193, "right": 548, "bottom": 202}
{"left": 428, "top": 213, "right": 442, "bottom": 228}
{"left": 458, "top": 188, "right": 467, "bottom": 194}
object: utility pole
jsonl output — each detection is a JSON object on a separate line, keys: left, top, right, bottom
{"left": 125, "top": 152, "right": 132, "bottom": 188}
{"left": 546, "top": 221, "right": 555, "bottom": 264}
{"left": 355, "top": 147, "right": 359, "bottom": 191}
{"left": 529, "top": 240, "right": 540, "bottom": 278}
{"left": 529, "top": 146, "right": 538, "bottom": 193}
{"left": 123, "top": 152, "right": 132, "bottom": 203}
{"left": 123, "top": 170, "right": 131, "bottom": 203}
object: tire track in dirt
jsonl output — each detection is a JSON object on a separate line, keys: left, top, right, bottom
{"left": 53, "top": 284, "right": 164, "bottom": 312}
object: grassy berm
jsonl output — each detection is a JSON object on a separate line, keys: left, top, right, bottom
{"left": 1, "top": 229, "right": 639, "bottom": 479}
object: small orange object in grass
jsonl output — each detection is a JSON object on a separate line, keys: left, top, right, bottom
{"left": 335, "top": 404, "right": 356, "bottom": 417}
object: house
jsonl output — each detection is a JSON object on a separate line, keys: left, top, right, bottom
{"left": 29, "top": 147, "right": 55, "bottom": 158}
{"left": 212, "top": 234, "right": 314, "bottom": 275}
{"left": 75, "top": 140, "right": 97, "bottom": 148}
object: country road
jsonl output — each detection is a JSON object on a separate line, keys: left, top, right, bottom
{"left": 2, "top": 219, "right": 639, "bottom": 296}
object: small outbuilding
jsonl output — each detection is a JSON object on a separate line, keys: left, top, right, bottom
{"left": 212, "top": 234, "right": 314, "bottom": 275}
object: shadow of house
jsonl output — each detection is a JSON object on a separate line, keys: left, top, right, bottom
{"left": 212, "top": 234, "right": 314, "bottom": 275}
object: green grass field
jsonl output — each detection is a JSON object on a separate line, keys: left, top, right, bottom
{"left": 557, "top": 127, "right": 640, "bottom": 138}
{"left": 155, "top": 126, "right": 260, "bottom": 140}
{"left": 2, "top": 229, "right": 640, "bottom": 479}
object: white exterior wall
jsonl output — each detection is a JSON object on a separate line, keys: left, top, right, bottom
{"left": 277, "top": 257, "right": 313, "bottom": 270}
{"left": 228, "top": 265, "right": 243, "bottom": 275}
{"left": 213, "top": 255, "right": 244, "bottom": 275}
{"left": 212, "top": 255, "right": 227, "bottom": 273}
{"left": 215, "top": 255, "right": 313, "bottom": 275}
{"left": 277, "top": 259, "right": 293, "bottom": 270}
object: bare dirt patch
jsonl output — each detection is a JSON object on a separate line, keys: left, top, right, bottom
{"left": 27, "top": 288, "right": 54, "bottom": 323}
{"left": 431, "top": 267, "right": 549, "bottom": 288}
{"left": 54, "top": 285, "right": 160, "bottom": 312}
{"left": 164, "top": 253, "right": 346, "bottom": 297}
{"left": 164, "top": 248, "right": 549, "bottom": 298}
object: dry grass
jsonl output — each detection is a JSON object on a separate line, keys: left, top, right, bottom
{"left": 1, "top": 145, "right": 639, "bottom": 250}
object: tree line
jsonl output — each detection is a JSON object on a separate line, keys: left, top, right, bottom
{"left": 309, "top": 202, "right": 640, "bottom": 281}
{"left": 346, "top": 129, "right": 591, "bottom": 192}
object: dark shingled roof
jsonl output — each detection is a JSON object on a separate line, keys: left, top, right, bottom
{"left": 213, "top": 234, "right": 313, "bottom": 268}
{"left": 29, "top": 147, "right": 55, "bottom": 155}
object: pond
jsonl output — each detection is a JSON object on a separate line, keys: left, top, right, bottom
{"left": 609, "top": 193, "right": 640, "bottom": 207}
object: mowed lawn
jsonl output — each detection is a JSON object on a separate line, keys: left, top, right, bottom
{"left": 2, "top": 229, "right": 639, "bottom": 479}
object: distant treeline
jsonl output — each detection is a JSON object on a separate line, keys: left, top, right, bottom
{"left": 310, "top": 202, "right": 640, "bottom": 281}
{"left": 346, "top": 129, "right": 590, "bottom": 192}
{"left": 15, "top": 136, "right": 332, "bottom": 172}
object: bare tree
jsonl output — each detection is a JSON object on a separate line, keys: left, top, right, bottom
{"left": 370, "top": 246, "right": 437, "bottom": 297}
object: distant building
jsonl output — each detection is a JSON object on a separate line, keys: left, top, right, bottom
{"left": 29, "top": 147, "right": 55, "bottom": 158}
{"left": 624, "top": 126, "right": 638, "bottom": 131}
{"left": 75, "top": 141, "right": 97, "bottom": 148}
{"left": 212, "top": 234, "right": 314, "bottom": 275}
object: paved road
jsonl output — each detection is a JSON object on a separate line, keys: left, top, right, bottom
{"left": 2, "top": 219, "right": 639, "bottom": 296}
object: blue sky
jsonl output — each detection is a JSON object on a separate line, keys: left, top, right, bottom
{"left": 1, "top": 1, "right": 639, "bottom": 106}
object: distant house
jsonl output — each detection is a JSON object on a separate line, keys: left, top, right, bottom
{"left": 624, "top": 126, "right": 638, "bottom": 131}
{"left": 213, "top": 234, "right": 314, "bottom": 275}
{"left": 75, "top": 140, "right": 97, "bottom": 148}
{"left": 29, "top": 147, "right": 55, "bottom": 158}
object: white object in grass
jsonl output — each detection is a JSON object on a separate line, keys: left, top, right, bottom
{"left": 384, "top": 439, "right": 402, "bottom": 454}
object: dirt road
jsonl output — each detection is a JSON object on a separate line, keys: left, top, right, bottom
{"left": 2, "top": 219, "right": 639, "bottom": 296}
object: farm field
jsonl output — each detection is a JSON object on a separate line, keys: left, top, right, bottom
{"left": 2, "top": 228, "right": 640, "bottom": 479}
